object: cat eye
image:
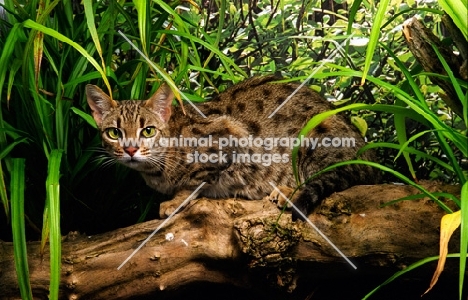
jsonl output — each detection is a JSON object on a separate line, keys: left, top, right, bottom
{"left": 105, "top": 128, "right": 122, "bottom": 140}
{"left": 141, "top": 126, "right": 157, "bottom": 138}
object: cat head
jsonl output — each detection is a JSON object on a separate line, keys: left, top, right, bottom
{"left": 86, "top": 84, "right": 174, "bottom": 171}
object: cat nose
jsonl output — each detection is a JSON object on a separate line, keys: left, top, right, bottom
{"left": 124, "top": 146, "right": 139, "bottom": 157}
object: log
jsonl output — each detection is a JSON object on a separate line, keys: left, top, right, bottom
{"left": 402, "top": 17, "right": 466, "bottom": 118}
{"left": 0, "top": 182, "right": 461, "bottom": 300}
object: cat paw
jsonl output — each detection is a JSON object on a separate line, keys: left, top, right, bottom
{"left": 159, "top": 202, "right": 177, "bottom": 219}
{"left": 159, "top": 202, "right": 178, "bottom": 219}
{"left": 268, "top": 186, "right": 295, "bottom": 210}
{"left": 159, "top": 190, "right": 197, "bottom": 219}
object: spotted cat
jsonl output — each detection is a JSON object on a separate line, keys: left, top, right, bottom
{"left": 86, "top": 76, "right": 378, "bottom": 220}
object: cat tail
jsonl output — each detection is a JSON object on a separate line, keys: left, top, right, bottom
{"left": 292, "top": 162, "right": 378, "bottom": 221}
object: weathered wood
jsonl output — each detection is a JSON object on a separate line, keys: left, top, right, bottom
{"left": 402, "top": 17, "right": 466, "bottom": 118}
{"left": 0, "top": 182, "right": 460, "bottom": 299}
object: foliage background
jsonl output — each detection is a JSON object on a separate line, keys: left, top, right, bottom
{"left": 0, "top": 0, "right": 466, "bottom": 299}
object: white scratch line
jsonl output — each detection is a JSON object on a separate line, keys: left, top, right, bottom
{"left": 268, "top": 182, "right": 357, "bottom": 269}
{"left": 117, "top": 30, "right": 206, "bottom": 118}
{"left": 117, "top": 182, "right": 206, "bottom": 270}
{"left": 268, "top": 33, "right": 355, "bottom": 118}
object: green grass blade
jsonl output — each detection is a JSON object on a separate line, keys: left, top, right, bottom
{"left": 0, "top": 137, "right": 28, "bottom": 160}
{"left": 434, "top": 131, "right": 467, "bottom": 185}
{"left": 0, "top": 23, "right": 24, "bottom": 145}
{"left": 40, "top": 201, "right": 50, "bottom": 254}
{"left": 22, "top": 19, "right": 112, "bottom": 95}
{"left": 156, "top": 29, "right": 247, "bottom": 78}
{"left": 202, "top": 0, "right": 225, "bottom": 69}
{"left": 381, "top": 8, "right": 444, "bottom": 29}
{"left": 361, "top": 0, "right": 390, "bottom": 84}
{"left": 358, "top": 142, "right": 455, "bottom": 174}
{"left": 346, "top": 0, "right": 362, "bottom": 36}
{"left": 345, "top": 0, "right": 363, "bottom": 55}
{"left": 431, "top": 43, "right": 467, "bottom": 126}
{"left": 394, "top": 129, "right": 442, "bottom": 161}
{"left": 314, "top": 67, "right": 468, "bottom": 156}
{"left": 291, "top": 103, "right": 430, "bottom": 183}
{"left": 0, "top": 16, "right": 25, "bottom": 217}
{"left": 383, "top": 192, "right": 460, "bottom": 207}
{"left": 71, "top": 107, "right": 97, "bottom": 129}
{"left": 46, "top": 150, "right": 63, "bottom": 300}
{"left": 0, "top": 165, "right": 9, "bottom": 222}
{"left": 83, "top": 0, "right": 105, "bottom": 69}
{"left": 417, "top": 72, "right": 468, "bottom": 88}
{"left": 362, "top": 254, "right": 461, "bottom": 299}
{"left": 11, "top": 158, "right": 33, "bottom": 300}
{"left": 393, "top": 106, "right": 417, "bottom": 181}
{"left": 380, "top": 42, "right": 427, "bottom": 105}
{"left": 62, "top": 71, "right": 106, "bottom": 87}
{"left": 133, "top": 0, "right": 149, "bottom": 55}
{"left": 299, "top": 160, "right": 453, "bottom": 213}
{"left": 460, "top": 182, "right": 467, "bottom": 299}
{"left": 437, "top": 0, "right": 468, "bottom": 40}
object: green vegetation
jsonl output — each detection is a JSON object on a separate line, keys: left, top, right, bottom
{"left": 0, "top": 0, "right": 466, "bottom": 299}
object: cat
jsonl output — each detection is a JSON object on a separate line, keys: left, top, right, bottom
{"left": 86, "top": 76, "right": 379, "bottom": 220}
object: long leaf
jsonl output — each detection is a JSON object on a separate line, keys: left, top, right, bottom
{"left": 394, "top": 100, "right": 417, "bottom": 181}
{"left": 291, "top": 103, "right": 430, "bottom": 184}
{"left": 460, "top": 182, "right": 467, "bottom": 299}
{"left": 299, "top": 160, "right": 453, "bottom": 213}
{"left": 394, "top": 129, "right": 442, "bottom": 161}
{"left": 363, "top": 254, "right": 461, "bottom": 299}
{"left": 0, "top": 24, "right": 25, "bottom": 218}
{"left": 383, "top": 192, "right": 460, "bottom": 208}
{"left": 83, "top": 0, "right": 106, "bottom": 70}
{"left": 22, "top": 19, "right": 112, "bottom": 96}
{"left": 156, "top": 29, "right": 247, "bottom": 78}
{"left": 0, "top": 137, "right": 28, "bottom": 160}
{"left": 361, "top": 0, "right": 390, "bottom": 84}
{"left": 46, "top": 150, "right": 63, "bottom": 300}
{"left": 314, "top": 67, "right": 468, "bottom": 156}
{"left": 434, "top": 130, "right": 467, "bottom": 185}
{"left": 11, "top": 158, "right": 33, "bottom": 300}
{"left": 70, "top": 107, "right": 97, "bottom": 129}
{"left": 431, "top": 43, "right": 467, "bottom": 127}
{"left": 0, "top": 166, "right": 9, "bottom": 222}
{"left": 132, "top": 0, "right": 149, "bottom": 55}
{"left": 358, "top": 142, "right": 455, "bottom": 174}
{"left": 437, "top": 0, "right": 468, "bottom": 40}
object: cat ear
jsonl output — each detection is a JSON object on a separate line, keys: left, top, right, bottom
{"left": 145, "top": 83, "right": 174, "bottom": 123}
{"left": 86, "top": 85, "right": 117, "bottom": 127}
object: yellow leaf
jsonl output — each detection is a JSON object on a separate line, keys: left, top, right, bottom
{"left": 423, "top": 210, "right": 461, "bottom": 296}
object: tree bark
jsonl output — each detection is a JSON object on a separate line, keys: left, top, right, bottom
{"left": 0, "top": 182, "right": 461, "bottom": 300}
{"left": 402, "top": 16, "right": 466, "bottom": 118}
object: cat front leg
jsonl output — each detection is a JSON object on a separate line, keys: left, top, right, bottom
{"left": 268, "top": 186, "right": 296, "bottom": 210}
{"left": 159, "top": 190, "right": 201, "bottom": 218}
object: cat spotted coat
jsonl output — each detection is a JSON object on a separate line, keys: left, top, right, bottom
{"left": 86, "top": 76, "right": 378, "bottom": 220}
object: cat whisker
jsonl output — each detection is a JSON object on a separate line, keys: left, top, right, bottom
{"left": 90, "top": 154, "right": 109, "bottom": 163}
{"left": 101, "top": 160, "right": 117, "bottom": 169}
{"left": 85, "top": 146, "right": 107, "bottom": 153}
{"left": 147, "top": 155, "right": 187, "bottom": 176}
{"left": 90, "top": 154, "right": 118, "bottom": 169}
